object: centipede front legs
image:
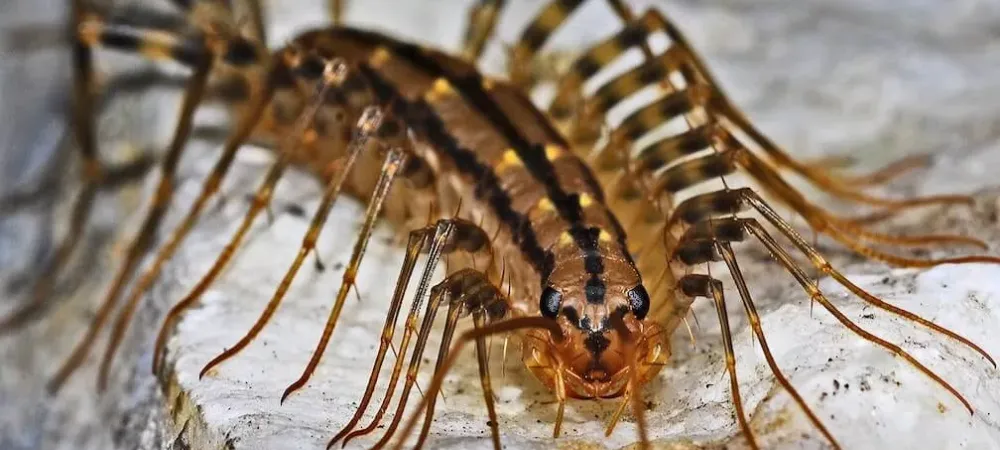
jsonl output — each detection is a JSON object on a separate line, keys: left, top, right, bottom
{"left": 332, "top": 218, "right": 507, "bottom": 449}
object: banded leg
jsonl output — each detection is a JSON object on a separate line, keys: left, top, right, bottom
{"left": 676, "top": 274, "right": 759, "bottom": 450}
{"left": 40, "top": 13, "right": 287, "bottom": 391}
{"left": 333, "top": 219, "right": 502, "bottom": 449}
{"left": 552, "top": 8, "right": 953, "bottom": 207}
{"left": 46, "top": 48, "right": 214, "bottom": 392}
{"left": 640, "top": 8, "right": 938, "bottom": 197}
{"left": 99, "top": 57, "right": 347, "bottom": 391}
{"left": 155, "top": 68, "right": 384, "bottom": 381}
{"left": 329, "top": 0, "right": 345, "bottom": 25}
{"left": 273, "top": 121, "right": 411, "bottom": 401}
{"left": 0, "top": 3, "right": 247, "bottom": 333}
{"left": 507, "top": 0, "right": 649, "bottom": 88}
{"left": 669, "top": 208, "right": 990, "bottom": 434}
{"left": 460, "top": 0, "right": 506, "bottom": 62}
{"left": 0, "top": 1, "right": 159, "bottom": 331}
{"left": 604, "top": 109, "right": 995, "bottom": 267}
{"left": 392, "top": 317, "right": 567, "bottom": 450}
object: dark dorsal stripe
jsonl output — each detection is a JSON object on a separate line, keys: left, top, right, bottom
{"left": 356, "top": 64, "right": 553, "bottom": 277}
{"left": 334, "top": 29, "right": 611, "bottom": 296}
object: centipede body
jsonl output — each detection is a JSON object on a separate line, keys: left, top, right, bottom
{"left": 1, "top": 0, "right": 1000, "bottom": 448}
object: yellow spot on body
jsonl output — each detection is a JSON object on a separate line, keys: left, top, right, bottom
{"left": 537, "top": 197, "right": 555, "bottom": 212}
{"left": 424, "top": 78, "right": 455, "bottom": 103}
{"left": 140, "top": 31, "right": 178, "bottom": 60}
{"left": 369, "top": 47, "right": 392, "bottom": 67}
{"left": 558, "top": 232, "right": 574, "bottom": 248}
{"left": 578, "top": 193, "right": 594, "bottom": 208}
{"left": 301, "top": 129, "right": 318, "bottom": 146}
{"left": 598, "top": 229, "right": 613, "bottom": 243}
{"left": 141, "top": 44, "right": 172, "bottom": 61}
{"left": 495, "top": 149, "right": 522, "bottom": 171}
{"left": 544, "top": 144, "right": 565, "bottom": 161}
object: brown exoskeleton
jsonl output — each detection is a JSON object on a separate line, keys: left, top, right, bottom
{"left": 2, "top": 1, "right": 997, "bottom": 449}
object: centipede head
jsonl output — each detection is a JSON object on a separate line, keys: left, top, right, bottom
{"left": 523, "top": 252, "right": 670, "bottom": 400}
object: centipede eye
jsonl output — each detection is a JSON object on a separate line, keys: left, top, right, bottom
{"left": 540, "top": 286, "right": 562, "bottom": 319}
{"left": 627, "top": 285, "right": 650, "bottom": 320}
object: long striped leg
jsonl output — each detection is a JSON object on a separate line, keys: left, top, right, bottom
{"left": 507, "top": 0, "right": 651, "bottom": 89}
{"left": 731, "top": 193, "right": 994, "bottom": 365}
{"left": 104, "top": 57, "right": 346, "bottom": 392}
{"left": 668, "top": 205, "right": 990, "bottom": 442}
{"left": 338, "top": 219, "right": 466, "bottom": 445}
{"left": 726, "top": 150, "right": 999, "bottom": 263}
{"left": 0, "top": 4, "right": 235, "bottom": 333}
{"left": 392, "top": 316, "right": 567, "bottom": 450}
{"left": 606, "top": 102, "right": 996, "bottom": 265}
{"left": 675, "top": 274, "right": 759, "bottom": 450}
{"left": 46, "top": 49, "right": 214, "bottom": 393}
{"left": 460, "top": 0, "right": 506, "bottom": 62}
{"left": 549, "top": 7, "right": 940, "bottom": 194}
{"left": 38, "top": 11, "right": 278, "bottom": 391}
{"left": 329, "top": 0, "right": 345, "bottom": 25}
{"left": 279, "top": 125, "right": 411, "bottom": 400}
{"left": 328, "top": 223, "right": 432, "bottom": 448}
{"left": 644, "top": 9, "right": 961, "bottom": 205}
{"left": 716, "top": 241, "right": 841, "bottom": 448}
{"left": 336, "top": 220, "right": 499, "bottom": 448}
{"left": 0, "top": 0, "right": 128, "bottom": 332}
{"left": 153, "top": 61, "right": 368, "bottom": 380}
{"left": 157, "top": 103, "right": 382, "bottom": 376}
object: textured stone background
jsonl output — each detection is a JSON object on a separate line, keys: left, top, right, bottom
{"left": 2, "top": 1, "right": 1000, "bottom": 449}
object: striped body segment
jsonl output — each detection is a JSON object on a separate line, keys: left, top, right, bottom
{"left": 285, "top": 28, "right": 657, "bottom": 394}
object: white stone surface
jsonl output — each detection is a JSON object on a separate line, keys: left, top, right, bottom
{"left": 3, "top": 1, "right": 1000, "bottom": 449}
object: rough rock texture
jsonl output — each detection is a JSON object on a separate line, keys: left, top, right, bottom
{"left": 2, "top": 1, "right": 1000, "bottom": 449}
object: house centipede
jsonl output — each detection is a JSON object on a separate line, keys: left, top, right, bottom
{"left": 2, "top": 0, "right": 998, "bottom": 448}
